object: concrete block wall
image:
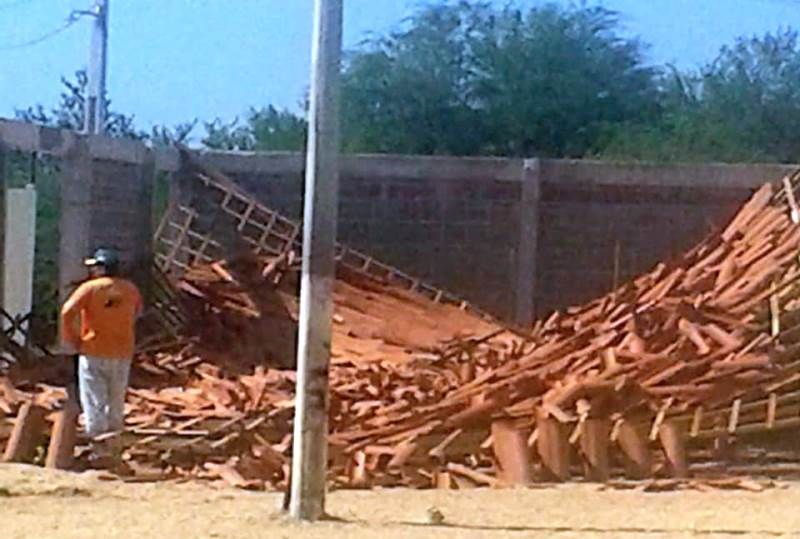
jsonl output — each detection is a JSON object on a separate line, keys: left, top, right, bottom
{"left": 2, "top": 120, "right": 795, "bottom": 326}
{"left": 226, "top": 170, "right": 522, "bottom": 317}
{"left": 197, "top": 155, "right": 791, "bottom": 322}
{"left": 87, "top": 158, "right": 154, "bottom": 282}
{"left": 58, "top": 141, "right": 154, "bottom": 302}
{"left": 535, "top": 185, "right": 747, "bottom": 316}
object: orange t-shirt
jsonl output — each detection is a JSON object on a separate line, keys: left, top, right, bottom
{"left": 60, "top": 277, "right": 143, "bottom": 359}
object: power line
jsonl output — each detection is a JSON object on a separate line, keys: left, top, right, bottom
{"left": 0, "top": 13, "right": 79, "bottom": 51}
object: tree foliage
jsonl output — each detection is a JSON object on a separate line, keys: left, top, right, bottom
{"left": 15, "top": 70, "right": 195, "bottom": 145}
{"left": 18, "top": 4, "right": 800, "bottom": 164}
{"left": 202, "top": 106, "right": 307, "bottom": 151}
{"left": 340, "top": 3, "right": 485, "bottom": 155}
{"left": 16, "top": 70, "right": 142, "bottom": 138}
{"left": 468, "top": 2, "right": 658, "bottom": 157}
{"left": 201, "top": 2, "right": 659, "bottom": 158}
{"left": 339, "top": 2, "right": 658, "bottom": 157}
{"left": 602, "top": 29, "right": 800, "bottom": 163}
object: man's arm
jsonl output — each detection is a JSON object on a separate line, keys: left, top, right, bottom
{"left": 60, "top": 283, "right": 91, "bottom": 348}
{"left": 132, "top": 284, "right": 144, "bottom": 319}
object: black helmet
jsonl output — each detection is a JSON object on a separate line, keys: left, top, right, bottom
{"left": 84, "top": 248, "right": 120, "bottom": 274}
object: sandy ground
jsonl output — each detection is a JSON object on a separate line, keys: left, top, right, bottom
{"left": 1, "top": 465, "right": 798, "bottom": 539}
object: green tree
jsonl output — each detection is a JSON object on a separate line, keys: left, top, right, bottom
{"left": 150, "top": 120, "right": 197, "bottom": 147}
{"left": 700, "top": 29, "right": 800, "bottom": 162}
{"left": 202, "top": 106, "right": 307, "bottom": 151}
{"left": 339, "top": 1, "right": 658, "bottom": 157}
{"left": 196, "top": 3, "right": 659, "bottom": 158}
{"left": 470, "top": 3, "right": 659, "bottom": 157}
{"left": 341, "top": 2, "right": 485, "bottom": 155}
{"left": 603, "top": 29, "right": 800, "bottom": 163}
{"left": 15, "top": 70, "right": 142, "bottom": 138}
{"left": 16, "top": 69, "right": 195, "bottom": 145}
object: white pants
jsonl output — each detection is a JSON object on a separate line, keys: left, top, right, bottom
{"left": 78, "top": 355, "right": 131, "bottom": 438}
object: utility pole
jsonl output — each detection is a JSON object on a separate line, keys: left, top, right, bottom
{"left": 83, "top": 0, "right": 108, "bottom": 134}
{"left": 289, "top": 0, "right": 343, "bottom": 522}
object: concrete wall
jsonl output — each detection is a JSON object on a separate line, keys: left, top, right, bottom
{"left": 58, "top": 141, "right": 154, "bottom": 303}
{"left": 220, "top": 167, "right": 523, "bottom": 317}
{"left": 1, "top": 119, "right": 795, "bottom": 324}
{"left": 190, "top": 153, "right": 790, "bottom": 321}
{"left": 535, "top": 178, "right": 751, "bottom": 316}
{"left": 0, "top": 121, "right": 155, "bottom": 303}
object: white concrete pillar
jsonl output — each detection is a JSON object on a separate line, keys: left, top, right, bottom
{"left": 4, "top": 185, "right": 36, "bottom": 344}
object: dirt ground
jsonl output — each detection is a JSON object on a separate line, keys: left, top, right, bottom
{"left": 1, "top": 465, "right": 798, "bottom": 539}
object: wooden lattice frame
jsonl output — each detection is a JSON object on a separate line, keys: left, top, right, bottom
{"left": 155, "top": 156, "right": 488, "bottom": 315}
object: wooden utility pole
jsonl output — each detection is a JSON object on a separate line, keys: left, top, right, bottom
{"left": 84, "top": 0, "right": 108, "bottom": 134}
{"left": 289, "top": 0, "right": 343, "bottom": 522}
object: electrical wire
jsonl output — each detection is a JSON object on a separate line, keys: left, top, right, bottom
{"left": 0, "top": 13, "right": 79, "bottom": 51}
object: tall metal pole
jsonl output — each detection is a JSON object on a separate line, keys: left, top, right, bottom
{"left": 289, "top": 0, "right": 343, "bottom": 522}
{"left": 84, "top": 0, "right": 108, "bottom": 134}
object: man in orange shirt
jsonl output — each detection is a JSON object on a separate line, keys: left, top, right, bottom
{"left": 60, "top": 248, "right": 143, "bottom": 447}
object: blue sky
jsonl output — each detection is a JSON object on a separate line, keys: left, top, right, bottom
{"left": 2, "top": 0, "right": 800, "bottom": 131}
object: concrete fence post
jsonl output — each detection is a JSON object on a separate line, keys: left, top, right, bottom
{"left": 514, "top": 158, "right": 541, "bottom": 327}
{"left": 58, "top": 139, "right": 93, "bottom": 306}
{"left": 135, "top": 149, "right": 155, "bottom": 291}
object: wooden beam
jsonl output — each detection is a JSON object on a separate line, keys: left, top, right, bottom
{"left": 45, "top": 406, "right": 79, "bottom": 470}
{"left": 659, "top": 420, "right": 689, "bottom": 478}
{"left": 2, "top": 403, "right": 47, "bottom": 463}
{"left": 491, "top": 419, "right": 532, "bottom": 486}
{"left": 536, "top": 413, "right": 571, "bottom": 481}
{"left": 580, "top": 418, "right": 611, "bottom": 482}
{"left": 616, "top": 420, "right": 652, "bottom": 480}
{"left": 435, "top": 470, "right": 453, "bottom": 489}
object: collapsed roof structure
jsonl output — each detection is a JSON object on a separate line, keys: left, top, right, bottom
{"left": 4, "top": 156, "right": 800, "bottom": 490}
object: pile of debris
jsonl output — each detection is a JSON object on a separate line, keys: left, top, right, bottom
{"left": 119, "top": 253, "right": 511, "bottom": 488}
{"left": 321, "top": 179, "right": 800, "bottom": 487}
{"left": 6, "top": 160, "right": 800, "bottom": 491}
{"left": 0, "top": 248, "right": 508, "bottom": 488}
{"left": 169, "top": 252, "right": 499, "bottom": 370}
{"left": 116, "top": 170, "right": 800, "bottom": 489}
